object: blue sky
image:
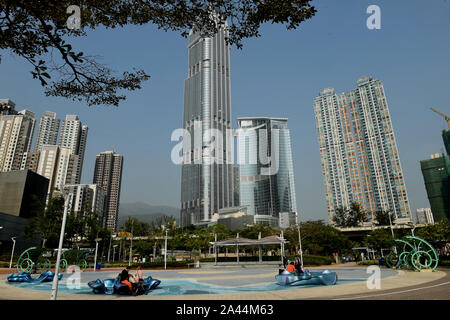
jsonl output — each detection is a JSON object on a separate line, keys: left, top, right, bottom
{"left": 1, "top": 0, "right": 449, "bottom": 221}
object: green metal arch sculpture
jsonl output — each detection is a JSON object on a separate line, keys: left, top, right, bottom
{"left": 386, "top": 236, "right": 439, "bottom": 271}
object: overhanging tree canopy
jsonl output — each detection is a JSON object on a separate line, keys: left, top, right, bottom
{"left": 0, "top": 0, "right": 316, "bottom": 106}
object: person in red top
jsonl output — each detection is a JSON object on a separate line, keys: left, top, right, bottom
{"left": 286, "top": 262, "right": 295, "bottom": 273}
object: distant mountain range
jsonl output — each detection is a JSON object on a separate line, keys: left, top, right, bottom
{"left": 118, "top": 202, "right": 179, "bottom": 227}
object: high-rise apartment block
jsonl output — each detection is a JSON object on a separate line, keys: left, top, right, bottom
{"left": 180, "top": 23, "right": 235, "bottom": 227}
{"left": 237, "top": 117, "right": 298, "bottom": 224}
{"left": 59, "top": 115, "right": 88, "bottom": 185}
{"left": 34, "top": 111, "right": 60, "bottom": 152}
{"left": 415, "top": 208, "right": 434, "bottom": 225}
{"left": 314, "top": 77, "right": 411, "bottom": 223}
{"left": 93, "top": 150, "right": 123, "bottom": 231}
{"left": 0, "top": 109, "right": 36, "bottom": 172}
{"left": 69, "top": 184, "right": 105, "bottom": 217}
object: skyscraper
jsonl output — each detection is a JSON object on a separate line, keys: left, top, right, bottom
{"left": 59, "top": 115, "right": 88, "bottom": 184}
{"left": 180, "top": 22, "right": 234, "bottom": 227}
{"left": 237, "top": 117, "right": 297, "bottom": 224}
{"left": 93, "top": 150, "right": 124, "bottom": 231}
{"left": 314, "top": 77, "right": 411, "bottom": 223}
{"left": 34, "top": 111, "right": 60, "bottom": 152}
{"left": 0, "top": 109, "right": 35, "bottom": 172}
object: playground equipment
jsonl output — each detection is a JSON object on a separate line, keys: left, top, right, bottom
{"left": 385, "top": 236, "right": 439, "bottom": 271}
{"left": 15, "top": 247, "right": 90, "bottom": 273}
{"left": 16, "top": 247, "right": 52, "bottom": 273}
{"left": 88, "top": 276, "right": 161, "bottom": 295}
{"left": 275, "top": 269, "right": 337, "bottom": 286}
{"left": 61, "top": 249, "right": 89, "bottom": 271}
{"left": 7, "top": 270, "right": 63, "bottom": 283}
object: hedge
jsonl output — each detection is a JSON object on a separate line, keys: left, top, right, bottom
{"left": 356, "top": 260, "right": 380, "bottom": 266}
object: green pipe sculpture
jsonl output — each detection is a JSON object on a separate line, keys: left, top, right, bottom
{"left": 16, "top": 248, "right": 89, "bottom": 273}
{"left": 385, "top": 236, "right": 439, "bottom": 271}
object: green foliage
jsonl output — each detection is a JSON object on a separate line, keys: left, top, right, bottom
{"left": 365, "top": 229, "right": 394, "bottom": 249}
{"left": 332, "top": 202, "right": 368, "bottom": 228}
{"left": 199, "top": 254, "right": 334, "bottom": 266}
{"left": 120, "top": 217, "right": 150, "bottom": 236}
{"left": 357, "top": 259, "right": 380, "bottom": 266}
{"left": 284, "top": 220, "right": 352, "bottom": 256}
{"left": 416, "top": 219, "right": 450, "bottom": 243}
{"left": 374, "top": 210, "right": 396, "bottom": 226}
{"left": 0, "top": 0, "right": 316, "bottom": 106}
{"left": 23, "top": 196, "right": 65, "bottom": 248}
{"left": 238, "top": 224, "right": 278, "bottom": 239}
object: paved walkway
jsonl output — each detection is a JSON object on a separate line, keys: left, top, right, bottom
{"left": 1, "top": 264, "right": 447, "bottom": 300}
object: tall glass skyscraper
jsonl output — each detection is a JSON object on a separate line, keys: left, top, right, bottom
{"left": 314, "top": 77, "right": 411, "bottom": 223}
{"left": 237, "top": 117, "right": 297, "bottom": 220}
{"left": 180, "top": 22, "right": 234, "bottom": 227}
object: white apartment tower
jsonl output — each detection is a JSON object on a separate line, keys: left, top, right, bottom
{"left": 34, "top": 111, "right": 60, "bottom": 152}
{"left": 0, "top": 109, "right": 36, "bottom": 172}
{"left": 59, "top": 115, "right": 88, "bottom": 184}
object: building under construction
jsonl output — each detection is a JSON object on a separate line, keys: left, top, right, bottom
{"left": 420, "top": 108, "right": 450, "bottom": 222}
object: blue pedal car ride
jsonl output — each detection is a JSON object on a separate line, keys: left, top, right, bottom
{"left": 88, "top": 276, "right": 161, "bottom": 295}
{"left": 275, "top": 269, "right": 337, "bottom": 286}
{"left": 8, "top": 270, "right": 63, "bottom": 283}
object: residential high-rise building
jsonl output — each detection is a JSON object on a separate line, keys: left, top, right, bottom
{"left": 69, "top": 184, "right": 105, "bottom": 217}
{"left": 59, "top": 115, "right": 88, "bottom": 184}
{"left": 21, "top": 151, "right": 40, "bottom": 172}
{"left": 314, "top": 77, "right": 411, "bottom": 223}
{"left": 0, "top": 109, "right": 36, "bottom": 172}
{"left": 34, "top": 111, "right": 60, "bottom": 152}
{"left": 180, "top": 23, "right": 234, "bottom": 227}
{"left": 93, "top": 150, "right": 124, "bottom": 231}
{"left": 237, "top": 117, "right": 297, "bottom": 222}
{"left": 36, "top": 145, "right": 60, "bottom": 195}
{"left": 415, "top": 208, "right": 434, "bottom": 225}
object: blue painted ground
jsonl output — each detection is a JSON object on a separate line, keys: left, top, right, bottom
{"left": 7, "top": 267, "right": 397, "bottom": 297}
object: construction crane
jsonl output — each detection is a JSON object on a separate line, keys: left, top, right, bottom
{"left": 430, "top": 107, "right": 450, "bottom": 129}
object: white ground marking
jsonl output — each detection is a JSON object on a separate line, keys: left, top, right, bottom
{"left": 334, "top": 281, "right": 450, "bottom": 300}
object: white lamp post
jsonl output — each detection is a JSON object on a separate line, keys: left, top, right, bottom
{"left": 93, "top": 238, "right": 101, "bottom": 272}
{"left": 129, "top": 222, "right": 133, "bottom": 266}
{"left": 297, "top": 223, "right": 304, "bottom": 268}
{"left": 50, "top": 187, "right": 73, "bottom": 300}
{"left": 164, "top": 229, "right": 168, "bottom": 270}
{"left": 113, "top": 245, "right": 118, "bottom": 263}
{"left": 9, "top": 237, "right": 16, "bottom": 269}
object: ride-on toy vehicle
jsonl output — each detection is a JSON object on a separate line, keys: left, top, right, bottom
{"left": 88, "top": 276, "right": 161, "bottom": 295}
{"left": 275, "top": 269, "right": 337, "bottom": 286}
{"left": 7, "top": 270, "right": 63, "bottom": 283}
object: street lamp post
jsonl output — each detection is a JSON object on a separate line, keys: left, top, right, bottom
{"left": 129, "top": 222, "right": 133, "bottom": 266}
{"left": 93, "top": 238, "right": 101, "bottom": 272}
{"left": 9, "top": 237, "right": 16, "bottom": 269}
{"left": 388, "top": 212, "right": 395, "bottom": 239}
{"left": 164, "top": 229, "right": 168, "bottom": 270}
{"left": 112, "top": 245, "right": 118, "bottom": 263}
{"left": 107, "top": 232, "right": 112, "bottom": 262}
{"left": 50, "top": 187, "right": 72, "bottom": 300}
{"left": 297, "top": 224, "right": 304, "bottom": 268}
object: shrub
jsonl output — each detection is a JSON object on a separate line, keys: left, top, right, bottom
{"left": 357, "top": 259, "right": 380, "bottom": 266}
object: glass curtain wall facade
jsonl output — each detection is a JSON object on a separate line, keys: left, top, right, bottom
{"left": 314, "top": 77, "right": 411, "bottom": 223}
{"left": 237, "top": 117, "right": 297, "bottom": 219}
{"left": 180, "top": 22, "right": 234, "bottom": 227}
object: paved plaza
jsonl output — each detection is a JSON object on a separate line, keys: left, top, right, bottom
{"left": 0, "top": 264, "right": 448, "bottom": 300}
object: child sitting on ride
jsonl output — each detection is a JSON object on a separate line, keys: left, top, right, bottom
{"left": 119, "top": 266, "right": 134, "bottom": 292}
{"left": 294, "top": 257, "right": 304, "bottom": 274}
{"left": 286, "top": 262, "right": 295, "bottom": 273}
